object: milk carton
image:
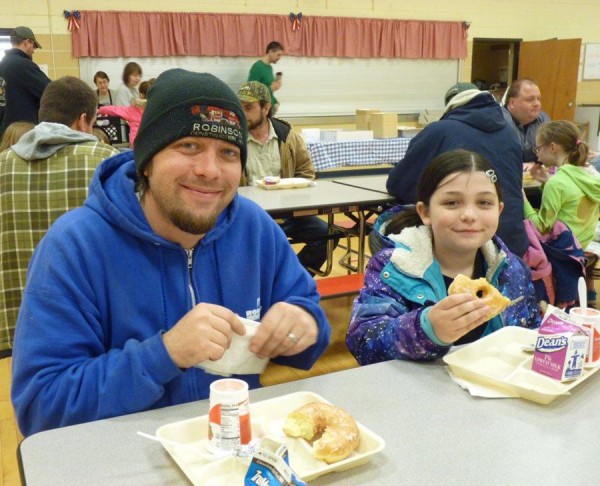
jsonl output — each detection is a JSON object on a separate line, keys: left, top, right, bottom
{"left": 532, "top": 306, "right": 588, "bottom": 382}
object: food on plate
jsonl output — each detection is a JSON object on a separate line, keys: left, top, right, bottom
{"left": 263, "top": 176, "right": 281, "bottom": 185}
{"left": 282, "top": 402, "right": 360, "bottom": 464}
{"left": 448, "top": 273, "right": 511, "bottom": 319}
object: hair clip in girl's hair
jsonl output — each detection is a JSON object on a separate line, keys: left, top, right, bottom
{"left": 576, "top": 139, "right": 582, "bottom": 146}
{"left": 485, "top": 169, "right": 498, "bottom": 183}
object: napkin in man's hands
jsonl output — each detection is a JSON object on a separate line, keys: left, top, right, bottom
{"left": 195, "top": 317, "right": 269, "bottom": 377}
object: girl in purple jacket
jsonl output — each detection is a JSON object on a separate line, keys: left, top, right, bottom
{"left": 347, "top": 149, "right": 541, "bottom": 363}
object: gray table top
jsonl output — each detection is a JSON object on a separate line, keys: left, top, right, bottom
{"left": 331, "top": 174, "right": 389, "bottom": 194}
{"left": 19, "top": 359, "right": 600, "bottom": 485}
{"left": 237, "top": 180, "right": 395, "bottom": 218}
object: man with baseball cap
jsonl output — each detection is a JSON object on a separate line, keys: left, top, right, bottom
{"left": 237, "top": 81, "right": 339, "bottom": 276}
{"left": 0, "top": 26, "right": 50, "bottom": 137}
{"left": 11, "top": 69, "right": 330, "bottom": 436}
{"left": 386, "top": 80, "right": 529, "bottom": 258}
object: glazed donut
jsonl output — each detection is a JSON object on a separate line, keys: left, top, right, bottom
{"left": 282, "top": 402, "right": 360, "bottom": 464}
{"left": 448, "top": 273, "right": 511, "bottom": 319}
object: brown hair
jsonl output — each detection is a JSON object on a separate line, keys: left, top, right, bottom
{"left": 536, "top": 120, "right": 588, "bottom": 167}
{"left": 0, "top": 121, "right": 35, "bottom": 151}
{"left": 122, "top": 62, "right": 142, "bottom": 85}
{"left": 138, "top": 78, "right": 156, "bottom": 98}
{"left": 93, "top": 128, "right": 111, "bottom": 145}
{"left": 38, "top": 76, "right": 97, "bottom": 127}
{"left": 504, "top": 78, "right": 539, "bottom": 106}
{"left": 93, "top": 71, "right": 110, "bottom": 84}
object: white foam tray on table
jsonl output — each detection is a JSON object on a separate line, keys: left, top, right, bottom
{"left": 156, "top": 391, "right": 385, "bottom": 485}
{"left": 255, "top": 177, "right": 313, "bottom": 190}
{"left": 444, "top": 326, "right": 600, "bottom": 405}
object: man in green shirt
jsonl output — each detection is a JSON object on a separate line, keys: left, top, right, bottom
{"left": 248, "top": 41, "right": 284, "bottom": 115}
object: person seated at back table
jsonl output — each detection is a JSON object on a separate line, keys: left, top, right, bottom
{"left": 0, "top": 76, "right": 120, "bottom": 358}
{"left": 526, "top": 120, "right": 600, "bottom": 250}
{"left": 237, "top": 81, "right": 340, "bottom": 276}
{"left": 501, "top": 78, "right": 551, "bottom": 163}
{"left": 98, "top": 78, "right": 155, "bottom": 147}
{"left": 93, "top": 70, "right": 116, "bottom": 107}
{"left": 347, "top": 150, "right": 541, "bottom": 364}
{"left": 386, "top": 82, "right": 528, "bottom": 258}
{"left": 11, "top": 69, "right": 331, "bottom": 436}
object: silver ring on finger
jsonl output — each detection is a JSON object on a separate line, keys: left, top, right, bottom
{"left": 286, "top": 331, "right": 300, "bottom": 344}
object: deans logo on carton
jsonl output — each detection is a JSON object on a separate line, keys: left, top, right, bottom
{"left": 535, "top": 335, "right": 568, "bottom": 353}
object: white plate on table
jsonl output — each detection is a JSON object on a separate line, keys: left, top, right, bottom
{"left": 256, "top": 177, "right": 313, "bottom": 190}
{"left": 155, "top": 391, "right": 385, "bottom": 485}
{"left": 444, "top": 326, "right": 600, "bottom": 405}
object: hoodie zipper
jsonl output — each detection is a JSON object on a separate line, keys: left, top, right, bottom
{"left": 185, "top": 249, "right": 196, "bottom": 307}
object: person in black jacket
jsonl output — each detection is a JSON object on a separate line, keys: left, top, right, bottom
{"left": 386, "top": 82, "right": 528, "bottom": 258}
{"left": 0, "top": 26, "right": 51, "bottom": 137}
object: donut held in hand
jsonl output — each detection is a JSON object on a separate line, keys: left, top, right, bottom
{"left": 282, "top": 402, "right": 360, "bottom": 463}
{"left": 448, "top": 273, "right": 511, "bottom": 319}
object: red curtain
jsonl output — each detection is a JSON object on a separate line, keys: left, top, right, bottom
{"left": 72, "top": 11, "right": 467, "bottom": 60}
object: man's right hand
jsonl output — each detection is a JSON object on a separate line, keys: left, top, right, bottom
{"left": 162, "top": 303, "right": 246, "bottom": 368}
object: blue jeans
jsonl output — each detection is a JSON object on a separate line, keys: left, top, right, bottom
{"left": 279, "top": 216, "right": 340, "bottom": 275}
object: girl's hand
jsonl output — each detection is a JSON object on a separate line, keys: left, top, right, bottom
{"left": 529, "top": 163, "right": 548, "bottom": 183}
{"left": 428, "top": 294, "right": 490, "bottom": 344}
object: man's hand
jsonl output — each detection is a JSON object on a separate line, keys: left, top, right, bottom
{"left": 249, "top": 302, "right": 318, "bottom": 359}
{"left": 162, "top": 303, "right": 246, "bottom": 368}
{"left": 428, "top": 294, "right": 490, "bottom": 344}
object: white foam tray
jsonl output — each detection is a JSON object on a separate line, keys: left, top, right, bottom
{"left": 156, "top": 391, "right": 385, "bottom": 485}
{"left": 256, "top": 177, "right": 313, "bottom": 190}
{"left": 443, "top": 327, "right": 600, "bottom": 405}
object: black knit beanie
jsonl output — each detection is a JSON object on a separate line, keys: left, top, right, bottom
{"left": 134, "top": 69, "right": 248, "bottom": 177}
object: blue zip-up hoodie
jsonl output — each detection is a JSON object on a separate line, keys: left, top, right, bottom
{"left": 11, "top": 151, "right": 330, "bottom": 436}
{"left": 347, "top": 226, "right": 541, "bottom": 363}
{"left": 386, "top": 92, "right": 528, "bottom": 258}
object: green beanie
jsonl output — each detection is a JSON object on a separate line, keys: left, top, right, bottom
{"left": 134, "top": 69, "right": 248, "bottom": 176}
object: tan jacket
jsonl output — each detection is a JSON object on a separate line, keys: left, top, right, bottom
{"left": 240, "top": 117, "right": 315, "bottom": 186}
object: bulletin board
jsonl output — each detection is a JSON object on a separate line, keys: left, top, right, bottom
{"left": 583, "top": 43, "right": 600, "bottom": 80}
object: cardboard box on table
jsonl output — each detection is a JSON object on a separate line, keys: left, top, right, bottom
{"left": 355, "top": 109, "right": 381, "bottom": 130}
{"left": 370, "top": 113, "right": 398, "bottom": 139}
{"left": 397, "top": 126, "right": 423, "bottom": 138}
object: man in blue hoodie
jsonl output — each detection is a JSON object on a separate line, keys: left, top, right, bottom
{"left": 386, "top": 82, "right": 528, "bottom": 258}
{"left": 11, "top": 69, "right": 331, "bottom": 436}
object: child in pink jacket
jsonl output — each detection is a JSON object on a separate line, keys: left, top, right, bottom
{"left": 97, "top": 78, "right": 154, "bottom": 147}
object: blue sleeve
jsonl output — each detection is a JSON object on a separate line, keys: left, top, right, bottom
{"left": 11, "top": 234, "right": 183, "bottom": 436}
{"left": 23, "top": 63, "right": 50, "bottom": 100}
{"left": 264, "top": 220, "right": 331, "bottom": 369}
{"left": 345, "top": 250, "right": 450, "bottom": 363}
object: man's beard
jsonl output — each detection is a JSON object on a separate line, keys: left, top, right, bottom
{"left": 248, "top": 113, "right": 267, "bottom": 131}
{"left": 169, "top": 207, "right": 218, "bottom": 235}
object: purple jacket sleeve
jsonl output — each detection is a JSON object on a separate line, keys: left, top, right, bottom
{"left": 346, "top": 250, "right": 449, "bottom": 364}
